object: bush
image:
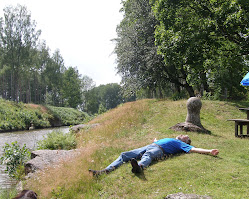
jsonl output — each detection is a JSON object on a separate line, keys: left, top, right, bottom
{"left": 0, "top": 142, "right": 30, "bottom": 180}
{"left": 37, "top": 130, "right": 77, "bottom": 150}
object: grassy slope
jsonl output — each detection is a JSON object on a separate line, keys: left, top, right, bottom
{"left": 0, "top": 99, "right": 87, "bottom": 131}
{"left": 25, "top": 99, "right": 249, "bottom": 199}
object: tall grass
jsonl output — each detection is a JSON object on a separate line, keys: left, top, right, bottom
{"left": 24, "top": 99, "right": 249, "bottom": 198}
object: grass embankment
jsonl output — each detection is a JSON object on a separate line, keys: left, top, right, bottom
{"left": 25, "top": 99, "right": 249, "bottom": 198}
{"left": 0, "top": 99, "right": 87, "bottom": 132}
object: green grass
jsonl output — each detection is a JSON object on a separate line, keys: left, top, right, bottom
{"left": 0, "top": 188, "right": 18, "bottom": 199}
{"left": 46, "top": 105, "right": 88, "bottom": 126}
{"left": 0, "top": 99, "right": 87, "bottom": 131}
{"left": 24, "top": 99, "right": 249, "bottom": 198}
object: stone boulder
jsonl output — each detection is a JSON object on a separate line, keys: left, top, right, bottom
{"left": 165, "top": 192, "right": 212, "bottom": 199}
{"left": 25, "top": 149, "right": 79, "bottom": 175}
{"left": 170, "top": 97, "right": 209, "bottom": 133}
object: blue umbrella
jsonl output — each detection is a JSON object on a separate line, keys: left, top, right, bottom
{"left": 241, "top": 72, "right": 249, "bottom": 86}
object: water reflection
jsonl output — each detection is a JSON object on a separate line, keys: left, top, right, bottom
{"left": 0, "top": 126, "right": 69, "bottom": 190}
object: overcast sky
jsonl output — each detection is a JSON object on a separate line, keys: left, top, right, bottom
{"left": 0, "top": 0, "right": 123, "bottom": 86}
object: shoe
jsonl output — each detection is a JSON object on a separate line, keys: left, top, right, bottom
{"left": 131, "top": 158, "right": 142, "bottom": 174}
{"left": 89, "top": 169, "right": 110, "bottom": 176}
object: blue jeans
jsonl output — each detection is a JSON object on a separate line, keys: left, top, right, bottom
{"left": 105, "top": 144, "right": 164, "bottom": 171}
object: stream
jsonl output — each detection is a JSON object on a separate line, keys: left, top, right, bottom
{"left": 0, "top": 126, "right": 70, "bottom": 190}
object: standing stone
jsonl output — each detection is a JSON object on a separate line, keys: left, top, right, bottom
{"left": 185, "top": 97, "right": 203, "bottom": 128}
{"left": 170, "top": 97, "right": 209, "bottom": 133}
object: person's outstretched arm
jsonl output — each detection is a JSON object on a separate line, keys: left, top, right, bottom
{"left": 190, "top": 147, "right": 219, "bottom": 156}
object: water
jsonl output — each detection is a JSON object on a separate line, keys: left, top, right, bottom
{"left": 0, "top": 126, "right": 69, "bottom": 190}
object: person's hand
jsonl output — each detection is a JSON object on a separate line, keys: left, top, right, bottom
{"left": 154, "top": 138, "right": 157, "bottom": 142}
{"left": 210, "top": 149, "right": 219, "bottom": 156}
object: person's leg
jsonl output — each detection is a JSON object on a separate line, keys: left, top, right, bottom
{"left": 138, "top": 145, "right": 164, "bottom": 168}
{"left": 131, "top": 145, "right": 164, "bottom": 173}
{"left": 105, "top": 145, "right": 149, "bottom": 171}
{"left": 89, "top": 145, "right": 150, "bottom": 176}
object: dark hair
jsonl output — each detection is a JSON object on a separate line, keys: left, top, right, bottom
{"left": 12, "top": 190, "right": 37, "bottom": 199}
{"left": 185, "top": 137, "right": 191, "bottom": 145}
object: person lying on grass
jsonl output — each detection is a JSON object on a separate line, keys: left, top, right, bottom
{"left": 89, "top": 134, "right": 219, "bottom": 175}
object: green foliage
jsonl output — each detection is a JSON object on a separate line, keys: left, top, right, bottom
{"left": 0, "top": 5, "right": 93, "bottom": 107}
{"left": 61, "top": 67, "right": 83, "bottom": 108}
{"left": 98, "top": 104, "right": 107, "bottom": 114}
{"left": 46, "top": 105, "right": 87, "bottom": 126}
{"left": 114, "top": 0, "right": 168, "bottom": 98}
{"left": 37, "top": 130, "right": 77, "bottom": 150}
{"left": 0, "top": 5, "right": 41, "bottom": 103}
{"left": 0, "top": 142, "right": 30, "bottom": 180}
{"left": 51, "top": 186, "right": 66, "bottom": 198}
{"left": 152, "top": 0, "right": 249, "bottom": 99}
{"left": 83, "top": 83, "right": 123, "bottom": 114}
{"left": 171, "top": 91, "right": 188, "bottom": 101}
{"left": 0, "top": 99, "right": 87, "bottom": 132}
{"left": 0, "top": 188, "right": 18, "bottom": 199}
{"left": 0, "top": 99, "right": 50, "bottom": 131}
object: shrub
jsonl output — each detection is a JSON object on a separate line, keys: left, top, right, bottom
{"left": 37, "top": 130, "right": 77, "bottom": 150}
{"left": 0, "top": 142, "right": 30, "bottom": 180}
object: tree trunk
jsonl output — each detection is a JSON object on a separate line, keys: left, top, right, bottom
{"left": 184, "top": 83, "right": 195, "bottom": 97}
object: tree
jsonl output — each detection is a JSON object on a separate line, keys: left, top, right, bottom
{"left": 44, "top": 49, "right": 65, "bottom": 106}
{"left": 62, "top": 66, "right": 83, "bottom": 108}
{"left": 83, "top": 83, "right": 123, "bottom": 114}
{"left": 152, "top": 0, "right": 249, "bottom": 99}
{"left": 82, "top": 75, "right": 95, "bottom": 92}
{"left": 114, "top": 0, "right": 200, "bottom": 98}
{"left": 114, "top": 0, "right": 167, "bottom": 98}
{"left": 0, "top": 4, "right": 41, "bottom": 102}
{"left": 97, "top": 84, "right": 123, "bottom": 110}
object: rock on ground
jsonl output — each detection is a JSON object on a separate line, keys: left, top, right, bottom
{"left": 165, "top": 192, "right": 212, "bottom": 199}
{"left": 25, "top": 149, "right": 79, "bottom": 175}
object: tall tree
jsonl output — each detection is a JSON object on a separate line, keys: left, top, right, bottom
{"left": 62, "top": 66, "right": 83, "bottom": 108}
{"left": 0, "top": 4, "right": 41, "bottom": 101}
{"left": 44, "top": 49, "right": 65, "bottom": 106}
{"left": 114, "top": 0, "right": 166, "bottom": 98}
{"left": 114, "top": 0, "right": 197, "bottom": 98}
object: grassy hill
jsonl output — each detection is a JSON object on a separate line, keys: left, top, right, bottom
{"left": 24, "top": 99, "right": 249, "bottom": 198}
{"left": 0, "top": 99, "right": 87, "bottom": 132}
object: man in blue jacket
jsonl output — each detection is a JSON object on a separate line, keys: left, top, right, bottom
{"left": 89, "top": 134, "right": 219, "bottom": 175}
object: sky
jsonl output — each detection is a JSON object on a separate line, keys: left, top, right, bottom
{"left": 0, "top": 0, "right": 123, "bottom": 86}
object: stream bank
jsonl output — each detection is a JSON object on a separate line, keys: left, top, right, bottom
{"left": 0, "top": 126, "right": 70, "bottom": 190}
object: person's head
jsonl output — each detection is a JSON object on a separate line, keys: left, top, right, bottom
{"left": 176, "top": 134, "right": 191, "bottom": 145}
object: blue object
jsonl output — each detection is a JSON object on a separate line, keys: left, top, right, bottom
{"left": 241, "top": 72, "right": 249, "bottom": 86}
